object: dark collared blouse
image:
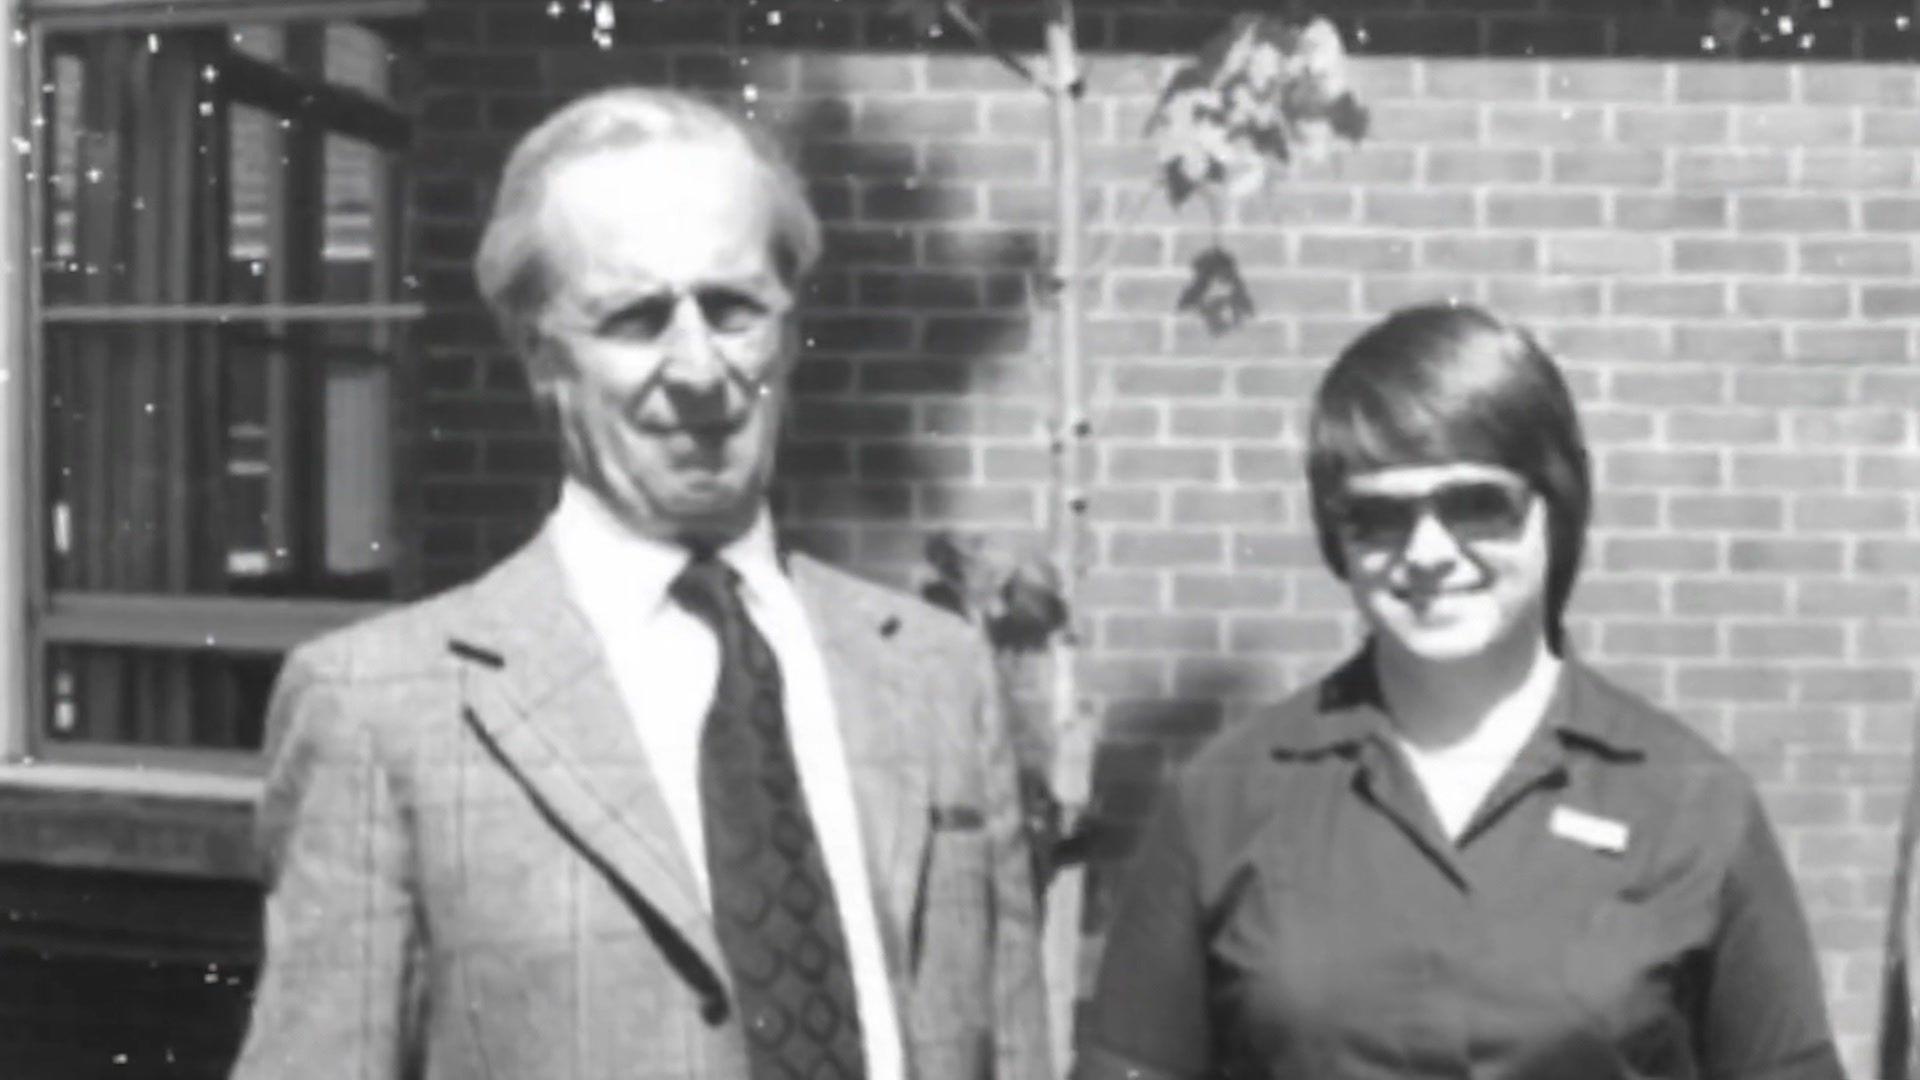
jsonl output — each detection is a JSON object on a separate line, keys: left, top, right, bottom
{"left": 1078, "top": 655, "right": 1843, "bottom": 1080}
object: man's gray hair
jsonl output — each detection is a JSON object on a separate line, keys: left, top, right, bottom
{"left": 473, "top": 86, "right": 823, "bottom": 346}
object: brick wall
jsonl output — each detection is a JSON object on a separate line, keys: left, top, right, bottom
{"left": 416, "top": 3, "right": 1920, "bottom": 1073}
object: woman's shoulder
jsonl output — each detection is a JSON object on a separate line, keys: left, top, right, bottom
{"left": 1561, "top": 659, "right": 1770, "bottom": 836}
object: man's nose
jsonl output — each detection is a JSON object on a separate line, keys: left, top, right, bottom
{"left": 656, "top": 297, "right": 733, "bottom": 420}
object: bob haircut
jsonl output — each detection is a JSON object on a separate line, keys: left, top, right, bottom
{"left": 1306, "top": 302, "right": 1592, "bottom": 654}
{"left": 473, "top": 87, "right": 822, "bottom": 348}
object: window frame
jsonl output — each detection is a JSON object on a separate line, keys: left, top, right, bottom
{"left": 4, "top": 0, "right": 424, "bottom": 797}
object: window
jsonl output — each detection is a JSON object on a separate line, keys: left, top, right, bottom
{"left": 22, "top": 1, "right": 421, "bottom": 772}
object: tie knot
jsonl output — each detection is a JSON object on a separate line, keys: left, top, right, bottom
{"left": 670, "top": 553, "right": 742, "bottom": 627}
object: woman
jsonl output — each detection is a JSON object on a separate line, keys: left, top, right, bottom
{"left": 1076, "top": 303, "right": 1843, "bottom": 1080}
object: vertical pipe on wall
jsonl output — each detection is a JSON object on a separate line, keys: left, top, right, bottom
{"left": 1041, "top": 0, "right": 1089, "bottom": 1070}
{"left": 0, "top": 0, "right": 28, "bottom": 760}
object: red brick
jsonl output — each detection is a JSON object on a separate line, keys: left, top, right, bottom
{"left": 1485, "top": 278, "right": 1603, "bottom": 318}
{"left": 1614, "top": 194, "right": 1730, "bottom": 232}
{"left": 1674, "top": 149, "right": 1793, "bottom": 188}
{"left": 1864, "top": 198, "right": 1920, "bottom": 231}
{"left": 1543, "top": 325, "right": 1667, "bottom": 363}
{"left": 1486, "top": 192, "right": 1604, "bottom": 230}
{"left": 1675, "top": 579, "right": 1788, "bottom": 617}
{"left": 1731, "top": 450, "right": 1848, "bottom": 491}
{"left": 1107, "top": 447, "right": 1220, "bottom": 483}
{"left": 1599, "top": 620, "right": 1719, "bottom": 659}
{"left": 1609, "top": 368, "right": 1726, "bottom": 406}
{"left": 1227, "top": 447, "right": 1304, "bottom": 486}
{"left": 1737, "top": 106, "right": 1858, "bottom": 147}
{"left": 1422, "top": 60, "right": 1543, "bottom": 101}
{"left": 861, "top": 181, "right": 978, "bottom": 223}
{"left": 1673, "top": 326, "right": 1787, "bottom": 365}
{"left": 1865, "top": 109, "right": 1920, "bottom": 147}
{"left": 1423, "top": 147, "right": 1545, "bottom": 184}
{"left": 1729, "top": 537, "right": 1844, "bottom": 574}
{"left": 1798, "top": 668, "right": 1917, "bottom": 705}
{"left": 1737, "top": 195, "right": 1851, "bottom": 233}
{"left": 1545, "top": 235, "right": 1664, "bottom": 275}
{"left": 1230, "top": 529, "right": 1321, "bottom": 570}
{"left": 1228, "top": 615, "right": 1346, "bottom": 654}
{"left": 921, "top": 401, "right": 1041, "bottom": 438}
{"left": 1367, "top": 102, "right": 1482, "bottom": 142}
{"left": 1601, "top": 536, "right": 1719, "bottom": 573}
{"left": 1800, "top": 67, "right": 1919, "bottom": 107}
{"left": 1611, "top": 281, "right": 1726, "bottom": 319}
{"left": 1172, "top": 573, "right": 1286, "bottom": 611}
{"left": 1789, "top": 410, "right": 1912, "bottom": 448}
{"left": 1362, "top": 191, "right": 1478, "bottom": 229}
{"left": 1233, "top": 363, "right": 1320, "bottom": 400}
{"left": 1421, "top": 236, "right": 1538, "bottom": 273}
{"left": 1168, "top": 405, "right": 1286, "bottom": 441}
{"left": 1862, "top": 285, "right": 1920, "bottom": 318}
{"left": 1860, "top": 372, "right": 1920, "bottom": 406}
{"left": 1799, "top": 151, "right": 1915, "bottom": 191}
{"left": 1101, "top": 614, "right": 1220, "bottom": 652}
{"left": 1855, "top": 541, "right": 1920, "bottom": 575}
{"left": 1297, "top": 236, "right": 1414, "bottom": 273}
{"left": 1107, "top": 530, "right": 1225, "bottom": 569}
{"left": 1581, "top": 408, "right": 1656, "bottom": 444}
{"left": 1802, "top": 239, "right": 1912, "bottom": 277}
{"left": 1666, "top": 409, "right": 1781, "bottom": 446}
{"left": 1166, "top": 487, "right": 1293, "bottom": 531}
{"left": 859, "top": 98, "right": 980, "bottom": 138}
{"left": 1546, "top": 61, "right": 1670, "bottom": 103}
{"left": 1488, "top": 105, "right": 1606, "bottom": 145}
{"left": 1232, "top": 191, "right": 1359, "bottom": 228}
{"left": 1362, "top": 275, "right": 1481, "bottom": 313}
{"left": 1677, "top": 65, "right": 1793, "bottom": 103}
{"left": 1673, "top": 237, "right": 1789, "bottom": 275}
{"left": 923, "top": 141, "right": 1043, "bottom": 181}
{"left": 1678, "top": 665, "right": 1792, "bottom": 703}
{"left": 1791, "top": 494, "right": 1910, "bottom": 533}
{"left": 1170, "top": 231, "right": 1288, "bottom": 267}
{"left": 1108, "top": 362, "right": 1221, "bottom": 398}
{"left": 1790, "top": 327, "right": 1912, "bottom": 365}
{"left": 1669, "top": 493, "right": 1784, "bottom": 530}
{"left": 1794, "top": 581, "right": 1912, "bottom": 619}
{"left": 1592, "top": 491, "right": 1660, "bottom": 528}
{"left": 1569, "top": 576, "right": 1662, "bottom": 615}
{"left": 1735, "top": 370, "right": 1853, "bottom": 407}
{"left": 1857, "top": 452, "right": 1920, "bottom": 490}
{"left": 1735, "top": 281, "right": 1850, "bottom": 319}
{"left": 1550, "top": 148, "right": 1666, "bottom": 186}
{"left": 1086, "top": 318, "right": 1167, "bottom": 357}
{"left": 915, "top": 484, "right": 1036, "bottom": 524}
{"left": 1614, "top": 107, "right": 1731, "bottom": 145}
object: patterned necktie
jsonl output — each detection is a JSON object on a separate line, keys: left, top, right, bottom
{"left": 670, "top": 554, "right": 867, "bottom": 1080}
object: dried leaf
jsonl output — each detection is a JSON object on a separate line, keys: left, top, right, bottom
{"left": 1177, "top": 247, "right": 1256, "bottom": 335}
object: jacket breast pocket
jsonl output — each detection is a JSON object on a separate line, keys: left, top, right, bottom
{"left": 1563, "top": 897, "right": 1705, "bottom": 1076}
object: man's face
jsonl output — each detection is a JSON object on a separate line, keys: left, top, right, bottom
{"left": 529, "top": 139, "right": 798, "bottom": 546}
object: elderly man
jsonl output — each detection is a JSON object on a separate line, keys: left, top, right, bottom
{"left": 232, "top": 87, "right": 1049, "bottom": 1080}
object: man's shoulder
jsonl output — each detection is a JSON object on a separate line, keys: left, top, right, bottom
{"left": 787, "top": 550, "right": 978, "bottom": 653}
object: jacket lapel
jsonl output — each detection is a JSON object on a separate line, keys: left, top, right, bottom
{"left": 448, "top": 530, "right": 730, "bottom": 1004}
{"left": 790, "top": 556, "right": 933, "bottom": 969}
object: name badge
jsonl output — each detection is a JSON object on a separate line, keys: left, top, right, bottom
{"left": 1550, "top": 805, "right": 1629, "bottom": 854}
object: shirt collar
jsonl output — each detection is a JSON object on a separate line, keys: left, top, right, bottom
{"left": 550, "top": 479, "right": 785, "bottom": 621}
{"left": 1269, "top": 644, "right": 1647, "bottom": 761}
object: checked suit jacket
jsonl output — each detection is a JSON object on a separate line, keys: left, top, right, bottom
{"left": 230, "top": 525, "right": 1051, "bottom": 1080}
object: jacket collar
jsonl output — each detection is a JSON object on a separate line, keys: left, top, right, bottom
{"left": 1269, "top": 644, "right": 1648, "bottom": 762}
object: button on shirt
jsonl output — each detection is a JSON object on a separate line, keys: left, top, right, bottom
{"left": 550, "top": 482, "right": 904, "bottom": 1080}
{"left": 1078, "top": 651, "right": 1844, "bottom": 1080}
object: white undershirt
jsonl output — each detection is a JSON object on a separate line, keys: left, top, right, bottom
{"left": 1390, "top": 659, "right": 1560, "bottom": 842}
{"left": 549, "top": 481, "right": 903, "bottom": 1080}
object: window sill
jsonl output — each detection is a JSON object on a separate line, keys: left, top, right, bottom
{"left": 0, "top": 762, "right": 260, "bottom": 880}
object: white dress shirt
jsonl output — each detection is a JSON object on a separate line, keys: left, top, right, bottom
{"left": 549, "top": 481, "right": 904, "bottom": 1080}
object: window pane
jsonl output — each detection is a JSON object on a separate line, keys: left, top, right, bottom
{"left": 46, "top": 646, "right": 279, "bottom": 751}
{"left": 45, "top": 321, "right": 403, "bottom": 599}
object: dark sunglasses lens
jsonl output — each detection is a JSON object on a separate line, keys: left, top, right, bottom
{"left": 1434, "top": 482, "right": 1529, "bottom": 540}
{"left": 1340, "top": 495, "right": 1417, "bottom": 547}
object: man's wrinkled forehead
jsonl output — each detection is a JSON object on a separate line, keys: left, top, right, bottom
{"left": 533, "top": 138, "right": 785, "bottom": 296}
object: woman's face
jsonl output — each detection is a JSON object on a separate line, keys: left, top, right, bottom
{"left": 1333, "top": 461, "right": 1552, "bottom": 664}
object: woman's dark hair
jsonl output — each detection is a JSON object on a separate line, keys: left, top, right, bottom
{"left": 1306, "top": 302, "right": 1592, "bottom": 653}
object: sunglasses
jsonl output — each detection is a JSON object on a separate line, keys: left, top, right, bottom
{"left": 1333, "top": 478, "right": 1535, "bottom": 550}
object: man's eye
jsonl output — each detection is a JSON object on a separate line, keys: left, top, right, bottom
{"left": 698, "top": 290, "right": 770, "bottom": 333}
{"left": 599, "top": 296, "right": 675, "bottom": 341}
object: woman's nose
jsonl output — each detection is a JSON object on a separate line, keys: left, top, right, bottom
{"left": 1397, "top": 510, "right": 1464, "bottom": 574}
